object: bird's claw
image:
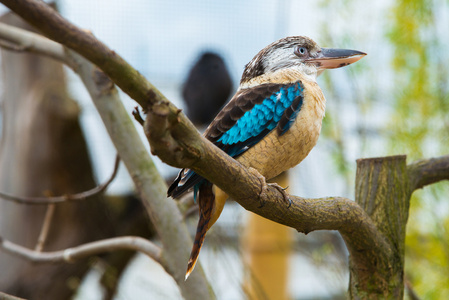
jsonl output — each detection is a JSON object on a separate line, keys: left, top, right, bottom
{"left": 248, "top": 167, "right": 268, "bottom": 208}
{"left": 268, "top": 183, "right": 292, "bottom": 208}
{"left": 248, "top": 167, "right": 291, "bottom": 208}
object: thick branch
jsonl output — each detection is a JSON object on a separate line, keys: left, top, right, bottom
{"left": 65, "top": 50, "right": 214, "bottom": 299}
{"left": 144, "top": 99, "right": 394, "bottom": 272}
{"left": 0, "top": 6, "right": 391, "bottom": 271}
{"left": 408, "top": 155, "right": 449, "bottom": 192}
{"left": 0, "top": 236, "right": 162, "bottom": 264}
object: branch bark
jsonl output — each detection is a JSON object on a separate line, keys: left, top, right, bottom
{"left": 0, "top": 236, "right": 162, "bottom": 264}
{"left": 408, "top": 155, "right": 449, "bottom": 192}
{"left": 351, "top": 156, "right": 409, "bottom": 299}
{"left": 350, "top": 155, "right": 449, "bottom": 298}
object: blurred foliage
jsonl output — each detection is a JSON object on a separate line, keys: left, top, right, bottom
{"left": 387, "top": 0, "right": 448, "bottom": 159}
{"left": 317, "top": 0, "right": 449, "bottom": 298}
{"left": 388, "top": 0, "right": 449, "bottom": 298}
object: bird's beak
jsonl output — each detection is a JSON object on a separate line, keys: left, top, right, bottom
{"left": 307, "top": 48, "right": 366, "bottom": 70}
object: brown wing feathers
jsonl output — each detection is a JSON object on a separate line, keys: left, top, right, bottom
{"left": 205, "top": 83, "right": 284, "bottom": 143}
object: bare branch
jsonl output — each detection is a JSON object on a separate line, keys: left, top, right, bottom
{"left": 143, "top": 101, "right": 390, "bottom": 256}
{"left": 0, "top": 154, "right": 120, "bottom": 204}
{"left": 0, "top": 236, "right": 162, "bottom": 265}
{"left": 408, "top": 155, "right": 449, "bottom": 192}
{"left": 0, "top": 39, "right": 28, "bottom": 51}
{"left": 35, "top": 204, "right": 55, "bottom": 251}
{"left": 0, "top": 21, "right": 65, "bottom": 62}
{"left": 405, "top": 278, "right": 421, "bottom": 300}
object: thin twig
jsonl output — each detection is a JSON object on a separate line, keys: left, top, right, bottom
{"left": 0, "top": 235, "right": 162, "bottom": 265}
{"left": 405, "top": 279, "right": 421, "bottom": 300}
{"left": 35, "top": 204, "right": 55, "bottom": 251}
{"left": 0, "top": 154, "right": 120, "bottom": 205}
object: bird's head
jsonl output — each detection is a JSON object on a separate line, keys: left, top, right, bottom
{"left": 240, "top": 36, "right": 366, "bottom": 86}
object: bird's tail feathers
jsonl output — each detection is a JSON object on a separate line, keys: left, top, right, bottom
{"left": 185, "top": 182, "right": 215, "bottom": 280}
{"left": 168, "top": 169, "right": 204, "bottom": 199}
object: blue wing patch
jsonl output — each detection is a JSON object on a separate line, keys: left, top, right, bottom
{"left": 217, "top": 82, "right": 303, "bottom": 156}
{"left": 167, "top": 80, "right": 304, "bottom": 199}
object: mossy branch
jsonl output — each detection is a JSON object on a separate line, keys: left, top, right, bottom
{"left": 0, "top": 0, "right": 391, "bottom": 287}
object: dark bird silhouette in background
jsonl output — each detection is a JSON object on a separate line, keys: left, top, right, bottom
{"left": 182, "top": 52, "right": 233, "bottom": 126}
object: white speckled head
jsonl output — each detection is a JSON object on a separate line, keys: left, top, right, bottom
{"left": 240, "top": 36, "right": 366, "bottom": 86}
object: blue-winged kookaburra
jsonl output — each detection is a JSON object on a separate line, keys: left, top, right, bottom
{"left": 168, "top": 36, "right": 366, "bottom": 279}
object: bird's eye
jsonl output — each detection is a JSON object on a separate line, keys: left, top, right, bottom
{"left": 294, "top": 46, "right": 308, "bottom": 57}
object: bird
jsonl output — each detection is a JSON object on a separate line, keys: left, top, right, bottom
{"left": 168, "top": 36, "right": 366, "bottom": 280}
{"left": 182, "top": 51, "right": 233, "bottom": 126}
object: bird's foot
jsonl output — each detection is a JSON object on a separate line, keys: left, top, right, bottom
{"left": 248, "top": 168, "right": 291, "bottom": 208}
{"left": 248, "top": 167, "right": 268, "bottom": 208}
{"left": 268, "top": 182, "right": 292, "bottom": 208}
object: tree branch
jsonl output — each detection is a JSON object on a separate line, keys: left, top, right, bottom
{"left": 408, "top": 155, "right": 449, "bottom": 192}
{"left": 0, "top": 18, "right": 65, "bottom": 60}
{"left": 35, "top": 204, "right": 55, "bottom": 251}
{"left": 0, "top": 236, "right": 162, "bottom": 264}
{"left": 0, "top": 154, "right": 120, "bottom": 204}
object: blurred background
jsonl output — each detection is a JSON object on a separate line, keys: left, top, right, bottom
{"left": 0, "top": 0, "right": 448, "bottom": 299}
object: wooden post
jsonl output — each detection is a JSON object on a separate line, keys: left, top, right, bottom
{"left": 242, "top": 171, "right": 292, "bottom": 300}
{"left": 349, "top": 155, "right": 410, "bottom": 299}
